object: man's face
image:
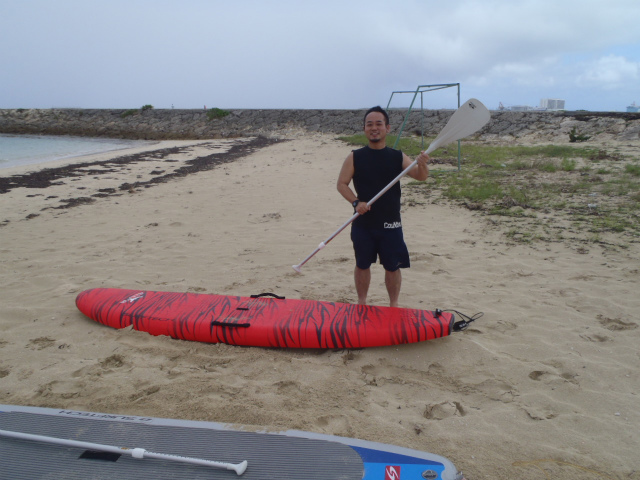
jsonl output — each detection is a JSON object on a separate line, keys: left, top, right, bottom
{"left": 364, "top": 112, "right": 390, "bottom": 144}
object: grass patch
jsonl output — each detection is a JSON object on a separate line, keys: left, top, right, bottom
{"left": 625, "top": 164, "right": 640, "bottom": 176}
{"left": 444, "top": 176, "right": 503, "bottom": 203}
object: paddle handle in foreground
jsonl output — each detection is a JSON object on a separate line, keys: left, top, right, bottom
{"left": 0, "top": 428, "right": 248, "bottom": 475}
{"left": 293, "top": 98, "right": 490, "bottom": 273}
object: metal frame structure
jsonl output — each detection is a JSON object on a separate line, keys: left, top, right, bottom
{"left": 386, "top": 83, "right": 462, "bottom": 170}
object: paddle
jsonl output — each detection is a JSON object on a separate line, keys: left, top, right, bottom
{"left": 292, "top": 98, "right": 490, "bottom": 273}
{"left": 0, "top": 428, "right": 248, "bottom": 475}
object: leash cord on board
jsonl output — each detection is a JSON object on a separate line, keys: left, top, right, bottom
{"left": 437, "top": 309, "right": 484, "bottom": 332}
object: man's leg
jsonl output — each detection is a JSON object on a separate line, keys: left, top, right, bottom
{"left": 355, "top": 266, "right": 371, "bottom": 305}
{"left": 385, "top": 268, "right": 402, "bottom": 308}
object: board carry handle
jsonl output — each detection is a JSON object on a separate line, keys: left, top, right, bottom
{"left": 212, "top": 321, "right": 251, "bottom": 328}
{"left": 250, "top": 292, "right": 285, "bottom": 299}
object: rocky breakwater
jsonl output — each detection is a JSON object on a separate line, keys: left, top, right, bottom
{"left": 0, "top": 107, "right": 639, "bottom": 142}
{"left": 483, "top": 110, "right": 640, "bottom": 143}
{"left": 0, "top": 108, "right": 369, "bottom": 140}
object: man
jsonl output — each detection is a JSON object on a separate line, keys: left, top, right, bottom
{"left": 337, "top": 106, "right": 429, "bottom": 307}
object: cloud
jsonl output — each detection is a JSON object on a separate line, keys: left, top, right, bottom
{"left": 1, "top": 0, "right": 639, "bottom": 110}
{"left": 374, "top": 1, "right": 640, "bottom": 81}
{"left": 577, "top": 55, "right": 640, "bottom": 90}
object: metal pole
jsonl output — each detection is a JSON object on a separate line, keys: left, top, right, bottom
{"left": 420, "top": 91, "right": 425, "bottom": 150}
{"left": 385, "top": 83, "right": 462, "bottom": 154}
{"left": 392, "top": 87, "right": 419, "bottom": 149}
{"left": 457, "top": 83, "right": 461, "bottom": 171}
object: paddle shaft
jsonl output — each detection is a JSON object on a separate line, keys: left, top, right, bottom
{"left": 0, "top": 428, "right": 248, "bottom": 475}
{"left": 292, "top": 156, "right": 421, "bottom": 272}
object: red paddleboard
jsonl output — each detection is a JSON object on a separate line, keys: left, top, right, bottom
{"left": 75, "top": 288, "right": 456, "bottom": 349}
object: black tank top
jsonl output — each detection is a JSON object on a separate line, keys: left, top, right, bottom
{"left": 352, "top": 146, "right": 403, "bottom": 229}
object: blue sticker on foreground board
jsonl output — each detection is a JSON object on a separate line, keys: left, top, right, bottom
{"left": 352, "top": 446, "right": 445, "bottom": 480}
{"left": 362, "top": 463, "right": 444, "bottom": 480}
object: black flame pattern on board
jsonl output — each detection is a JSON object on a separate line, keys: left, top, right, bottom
{"left": 76, "top": 288, "right": 454, "bottom": 348}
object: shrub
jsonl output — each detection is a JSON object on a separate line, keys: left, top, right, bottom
{"left": 207, "top": 108, "right": 230, "bottom": 120}
{"left": 569, "top": 127, "right": 591, "bottom": 143}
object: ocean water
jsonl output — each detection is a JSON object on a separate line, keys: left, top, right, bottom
{"left": 0, "top": 134, "right": 154, "bottom": 170}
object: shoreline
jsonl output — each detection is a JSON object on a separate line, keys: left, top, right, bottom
{"left": 0, "top": 133, "right": 638, "bottom": 480}
{"left": 0, "top": 137, "right": 278, "bottom": 225}
{"left": 0, "top": 138, "right": 195, "bottom": 176}
{"left": 0, "top": 132, "right": 161, "bottom": 171}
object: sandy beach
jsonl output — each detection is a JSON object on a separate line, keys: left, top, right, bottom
{"left": 1, "top": 133, "right": 638, "bottom": 480}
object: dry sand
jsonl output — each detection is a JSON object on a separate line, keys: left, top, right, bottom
{"left": 0, "top": 134, "right": 638, "bottom": 480}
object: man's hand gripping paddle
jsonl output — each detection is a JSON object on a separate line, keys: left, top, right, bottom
{"left": 292, "top": 98, "right": 490, "bottom": 273}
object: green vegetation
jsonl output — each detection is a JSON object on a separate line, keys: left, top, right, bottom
{"left": 338, "top": 134, "right": 640, "bottom": 245}
{"left": 625, "top": 163, "right": 640, "bottom": 177}
{"left": 121, "top": 104, "right": 153, "bottom": 118}
{"left": 338, "top": 134, "right": 421, "bottom": 153}
{"left": 569, "top": 127, "right": 591, "bottom": 143}
{"left": 206, "top": 107, "right": 230, "bottom": 120}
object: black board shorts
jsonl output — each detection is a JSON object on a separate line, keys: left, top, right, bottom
{"left": 350, "top": 223, "right": 410, "bottom": 271}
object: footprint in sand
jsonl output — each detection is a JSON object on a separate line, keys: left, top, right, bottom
{"left": 27, "top": 337, "right": 56, "bottom": 350}
{"left": 528, "top": 370, "right": 548, "bottom": 381}
{"left": 487, "top": 320, "right": 518, "bottom": 334}
{"left": 247, "top": 212, "right": 282, "bottom": 224}
{"left": 469, "top": 377, "right": 518, "bottom": 402}
{"left": 273, "top": 380, "right": 304, "bottom": 395}
{"left": 597, "top": 315, "right": 638, "bottom": 331}
{"left": 423, "top": 401, "right": 466, "bottom": 420}
{"left": 522, "top": 404, "right": 558, "bottom": 421}
{"left": 70, "top": 354, "right": 128, "bottom": 378}
{"left": 100, "top": 354, "right": 126, "bottom": 369}
{"left": 580, "top": 333, "right": 610, "bottom": 343}
{"left": 529, "top": 368, "right": 578, "bottom": 385}
{"left": 314, "top": 414, "right": 351, "bottom": 433}
{"left": 187, "top": 286, "right": 207, "bottom": 292}
{"left": 129, "top": 385, "right": 161, "bottom": 402}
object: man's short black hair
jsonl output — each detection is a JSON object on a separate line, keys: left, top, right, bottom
{"left": 364, "top": 106, "right": 390, "bottom": 126}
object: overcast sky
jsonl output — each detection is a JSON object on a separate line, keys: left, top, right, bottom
{"left": 1, "top": 0, "right": 639, "bottom": 111}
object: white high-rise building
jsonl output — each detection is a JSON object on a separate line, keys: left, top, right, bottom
{"left": 540, "top": 99, "right": 565, "bottom": 110}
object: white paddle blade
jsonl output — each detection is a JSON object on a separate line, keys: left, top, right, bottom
{"left": 425, "top": 98, "right": 490, "bottom": 154}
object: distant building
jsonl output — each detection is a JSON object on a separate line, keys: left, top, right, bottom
{"left": 540, "top": 98, "right": 565, "bottom": 110}
{"left": 510, "top": 105, "right": 533, "bottom": 112}
{"left": 498, "top": 100, "right": 565, "bottom": 112}
{"left": 627, "top": 102, "right": 640, "bottom": 113}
